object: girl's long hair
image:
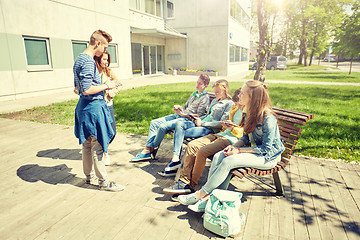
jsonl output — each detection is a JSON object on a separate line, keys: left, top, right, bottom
{"left": 94, "top": 51, "right": 111, "bottom": 77}
{"left": 241, "top": 80, "right": 274, "bottom": 134}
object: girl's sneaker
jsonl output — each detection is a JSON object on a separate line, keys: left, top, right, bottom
{"left": 188, "top": 198, "right": 208, "bottom": 213}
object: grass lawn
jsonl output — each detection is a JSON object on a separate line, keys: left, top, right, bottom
{"left": 1, "top": 82, "right": 359, "bottom": 162}
{"left": 246, "top": 63, "right": 360, "bottom": 83}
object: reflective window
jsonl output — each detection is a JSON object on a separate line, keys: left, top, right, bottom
{"left": 23, "top": 36, "right": 52, "bottom": 70}
{"left": 167, "top": 0, "right": 174, "bottom": 18}
{"left": 107, "top": 44, "right": 118, "bottom": 66}
{"left": 72, "top": 41, "right": 87, "bottom": 62}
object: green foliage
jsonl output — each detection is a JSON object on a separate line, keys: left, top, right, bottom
{"left": 333, "top": 2, "right": 360, "bottom": 70}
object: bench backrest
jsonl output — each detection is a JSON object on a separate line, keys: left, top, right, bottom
{"left": 272, "top": 107, "right": 314, "bottom": 164}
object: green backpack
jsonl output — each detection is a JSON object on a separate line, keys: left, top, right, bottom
{"left": 203, "top": 189, "right": 245, "bottom": 237}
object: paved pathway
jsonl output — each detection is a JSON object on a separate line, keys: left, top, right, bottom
{"left": 0, "top": 118, "right": 359, "bottom": 239}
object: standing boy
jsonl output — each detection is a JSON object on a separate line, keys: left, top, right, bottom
{"left": 74, "top": 30, "right": 124, "bottom": 191}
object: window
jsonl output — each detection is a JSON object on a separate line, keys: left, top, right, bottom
{"left": 72, "top": 41, "right": 88, "bottom": 62}
{"left": 130, "top": 0, "right": 163, "bottom": 17}
{"left": 167, "top": 0, "right": 174, "bottom": 18}
{"left": 145, "top": 0, "right": 155, "bottom": 15}
{"left": 229, "top": 45, "right": 235, "bottom": 62}
{"left": 241, "top": 47, "right": 248, "bottom": 61}
{"left": 23, "top": 36, "right": 52, "bottom": 70}
{"left": 131, "top": 43, "right": 142, "bottom": 75}
{"left": 230, "top": 0, "right": 250, "bottom": 30}
{"left": 107, "top": 44, "right": 118, "bottom": 66}
{"left": 230, "top": 44, "right": 248, "bottom": 62}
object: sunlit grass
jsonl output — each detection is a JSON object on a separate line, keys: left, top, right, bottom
{"left": 2, "top": 82, "right": 358, "bottom": 162}
{"left": 245, "top": 63, "right": 360, "bottom": 83}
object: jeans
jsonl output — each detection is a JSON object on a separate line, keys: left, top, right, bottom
{"left": 145, "top": 114, "right": 182, "bottom": 148}
{"left": 172, "top": 121, "right": 214, "bottom": 156}
{"left": 107, "top": 104, "right": 116, "bottom": 144}
{"left": 202, "top": 151, "right": 280, "bottom": 195}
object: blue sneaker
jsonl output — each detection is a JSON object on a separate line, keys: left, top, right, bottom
{"left": 165, "top": 161, "right": 182, "bottom": 171}
{"left": 158, "top": 169, "right": 177, "bottom": 177}
{"left": 163, "top": 180, "right": 193, "bottom": 195}
{"left": 130, "top": 152, "right": 152, "bottom": 162}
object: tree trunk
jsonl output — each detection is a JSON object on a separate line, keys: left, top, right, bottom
{"left": 254, "top": 0, "right": 269, "bottom": 83}
{"left": 349, "top": 58, "right": 353, "bottom": 75}
{"left": 298, "top": 52, "right": 303, "bottom": 65}
{"left": 309, "top": 51, "right": 314, "bottom": 66}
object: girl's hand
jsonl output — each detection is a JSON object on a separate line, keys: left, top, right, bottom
{"left": 220, "top": 120, "right": 233, "bottom": 130}
{"left": 223, "top": 145, "right": 240, "bottom": 157}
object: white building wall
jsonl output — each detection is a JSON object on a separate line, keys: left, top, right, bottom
{"left": 166, "top": 0, "right": 250, "bottom": 76}
{"left": 0, "top": 0, "right": 132, "bottom": 101}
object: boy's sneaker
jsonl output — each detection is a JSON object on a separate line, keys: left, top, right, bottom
{"left": 163, "top": 180, "right": 193, "bottom": 195}
{"left": 158, "top": 169, "right": 177, "bottom": 177}
{"left": 171, "top": 194, "right": 180, "bottom": 202}
{"left": 85, "top": 174, "right": 97, "bottom": 184}
{"left": 130, "top": 152, "right": 152, "bottom": 162}
{"left": 165, "top": 161, "right": 181, "bottom": 171}
{"left": 100, "top": 181, "right": 125, "bottom": 192}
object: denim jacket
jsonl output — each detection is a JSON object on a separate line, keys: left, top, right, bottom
{"left": 200, "top": 98, "right": 234, "bottom": 130}
{"left": 239, "top": 113, "right": 285, "bottom": 162}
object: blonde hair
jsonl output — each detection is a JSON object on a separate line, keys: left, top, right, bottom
{"left": 241, "top": 80, "right": 274, "bottom": 134}
{"left": 212, "top": 79, "right": 232, "bottom": 100}
{"left": 90, "top": 30, "right": 112, "bottom": 45}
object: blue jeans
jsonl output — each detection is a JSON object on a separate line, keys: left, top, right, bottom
{"left": 107, "top": 104, "right": 116, "bottom": 144}
{"left": 202, "top": 151, "right": 280, "bottom": 194}
{"left": 145, "top": 114, "right": 183, "bottom": 148}
{"left": 172, "top": 121, "right": 214, "bottom": 156}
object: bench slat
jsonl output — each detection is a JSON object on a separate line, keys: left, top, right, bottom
{"left": 278, "top": 122, "right": 302, "bottom": 133}
{"left": 277, "top": 115, "right": 307, "bottom": 126}
{"left": 273, "top": 107, "right": 314, "bottom": 119}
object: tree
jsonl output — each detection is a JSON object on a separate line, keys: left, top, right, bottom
{"left": 253, "top": 0, "right": 270, "bottom": 82}
{"left": 333, "top": 3, "right": 360, "bottom": 74}
{"left": 253, "top": 0, "right": 282, "bottom": 82}
{"left": 282, "top": 0, "right": 350, "bottom": 66}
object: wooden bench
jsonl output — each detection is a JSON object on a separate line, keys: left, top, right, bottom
{"left": 230, "top": 107, "right": 314, "bottom": 196}
{"left": 167, "top": 93, "right": 314, "bottom": 197}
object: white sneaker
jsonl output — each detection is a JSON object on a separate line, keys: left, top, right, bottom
{"left": 188, "top": 198, "right": 208, "bottom": 213}
{"left": 103, "top": 153, "right": 111, "bottom": 166}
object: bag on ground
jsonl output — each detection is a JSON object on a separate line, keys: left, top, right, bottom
{"left": 203, "top": 189, "right": 245, "bottom": 237}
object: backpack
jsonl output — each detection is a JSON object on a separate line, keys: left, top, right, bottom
{"left": 203, "top": 189, "right": 245, "bottom": 237}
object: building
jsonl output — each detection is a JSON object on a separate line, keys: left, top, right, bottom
{"left": 0, "top": 0, "right": 250, "bottom": 101}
